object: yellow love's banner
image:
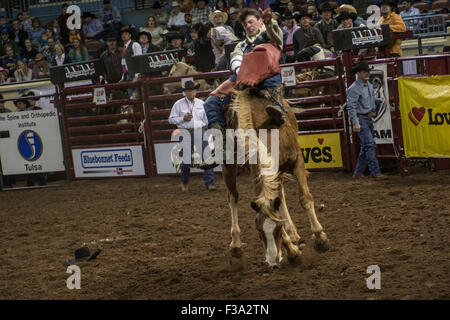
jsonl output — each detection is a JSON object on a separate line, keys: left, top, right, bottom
{"left": 398, "top": 75, "right": 450, "bottom": 158}
{"left": 297, "top": 132, "right": 343, "bottom": 169}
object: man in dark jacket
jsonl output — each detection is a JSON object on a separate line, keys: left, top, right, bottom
{"left": 292, "top": 10, "right": 325, "bottom": 58}
{"left": 9, "top": 19, "right": 28, "bottom": 50}
{"left": 314, "top": 2, "right": 338, "bottom": 50}
{"left": 100, "top": 32, "right": 122, "bottom": 83}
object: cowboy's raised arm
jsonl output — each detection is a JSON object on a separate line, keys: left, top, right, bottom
{"left": 258, "top": 8, "right": 283, "bottom": 49}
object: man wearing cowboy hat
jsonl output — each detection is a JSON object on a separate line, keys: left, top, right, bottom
{"left": 346, "top": 60, "right": 387, "bottom": 180}
{"left": 292, "top": 10, "right": 325, "bottom": 58}
{"left": 81, "top": 12, "right": 104, "bottom": 40}
{"left": 164, "top": 31, "right": 185, "bottom": 50}
{"left": 120, "top": 25, "right": 142, "bottom": 98}
{"left": 100, "top": 32, "right": 123, "bottom": 84}
{"left": 168, "top": 2, "right": 187, "bottom": 30}
{"left": 190, "top": 0, "right": 213, "bottom": 25}
{"left": 379, "top": 0, "right": 406, "bottom": 57}
{"left": 209, "top": 10, "right": 238, "bottom": 69}
{"left": 169, "top": 80, "right": 216, "bottom": 191}
{"left": 315, "top": 2, "right": 338, "bottom": 50}
{"left": 282, "top": 14, "right": 300, "bottom": 63}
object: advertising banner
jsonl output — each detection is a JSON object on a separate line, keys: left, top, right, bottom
{"left": 398, "top": 75, "right": 450, "bottom": 158}
{"left": 297, "top": 132, "right": 343, "bottom": 169}
{"left": 0, "top": 110, "right": 65, "bottom": 174}
{"left": 370, "top": 63, "right": 394, "bottom": 144}
{"left": 72, "top": 145, "right": 146, "bottom": 177}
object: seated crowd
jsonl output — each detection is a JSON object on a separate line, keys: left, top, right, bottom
{"left": 0, "top": 0, "right": 447, "bottom": 85}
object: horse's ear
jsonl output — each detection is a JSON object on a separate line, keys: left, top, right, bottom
{"left": 251, "top": 201, "right": 260, "bottom": 212}
{"left": 273, "top": 197, "right": 281, "bottom": 211}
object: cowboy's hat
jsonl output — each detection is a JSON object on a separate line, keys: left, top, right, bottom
{"left": 105, "top": 31, "right": 118, "bottom": 41}
{"left": 13, "top": 98, "right": 30, "bottom": 108}
{"left": 67, "top": 247, "right": 101, "bottom": 265}
{"left": 351, "top": 60, "right": 373, "bottom": 74}
{"left": 336, "top": 10, "right": 357, "bottom": 23}
{"left": 165, "top": 31, "right": 184, "bottom": 42}
{"left": 183, "top": 80, "right": 200, "bottom": 90}
{"left": 296, "top": 9, "right": 313, "bottom": 21}
{"left": 209, "top": 10, "right": 228, "bottom": 25}
{"left": 120, "top": 25, "right": 135, "bottom": 36}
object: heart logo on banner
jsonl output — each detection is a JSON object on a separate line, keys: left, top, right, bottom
{"left": 318, "top": 138, "right": 324, "bottom": 145}
{"left": 408, "top": 107, "right": 425, "bottom": 126}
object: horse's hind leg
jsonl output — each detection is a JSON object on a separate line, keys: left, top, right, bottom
{"left": 223, "top": 164, "right": 243, "bottom": 258}
{"left": 293, "top": 159, "right": 329, "bottom": 252}
{"left": 279, "top": 182, "right": 302, "bottom": 244}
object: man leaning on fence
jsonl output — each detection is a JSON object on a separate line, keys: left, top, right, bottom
{"left": 346, "top": 60, "right": 387, "bottom": 180}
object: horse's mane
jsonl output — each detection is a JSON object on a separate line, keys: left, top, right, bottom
{"left": 173, "top": 61, "right": 199, "bottom": 74}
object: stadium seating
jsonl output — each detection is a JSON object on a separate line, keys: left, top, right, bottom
{"left": 413, "top": 1, "right": 430, "bottom": 12}
{"left": 431, "top": 0, "right": 449, "bottom": 10}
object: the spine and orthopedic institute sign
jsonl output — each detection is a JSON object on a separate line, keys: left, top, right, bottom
{"left": 399, "top": 75, "right": 450, "bottom": 158}
{"left": 0, "top": 110, "right": 65, "bottom": 174}
{"left": 72, "top": 146, "right": 146, "bottom": 177}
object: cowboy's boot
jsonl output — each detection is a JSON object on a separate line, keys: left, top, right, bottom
{"left": 199, "top": 122, "right": 225, "bottom": 170}
{"left": 263, "top": 86, "right": 287, "bottom": 126}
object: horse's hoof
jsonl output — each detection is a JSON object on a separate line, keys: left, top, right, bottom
{"left": 313, "top": 232, "right": 329, "bottom": 253}
{"left": 230, "top": 246, "right": 244, "bottom": 258}
{"left": 287, "top": 251, "right": 302, "bottom": 265}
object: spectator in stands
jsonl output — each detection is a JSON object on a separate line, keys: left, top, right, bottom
{"left": 306, "top": 3, "right": 319, "bottom": 22}
{"left": 379, "top": 0, "right": 406, "bottom": 57}
{"left": 29, "top": 18, "right": 46, "bottom": 45}
{"left": 52, "top": 43, "right": 72, "bottom": 66}
{"left": 296, "top": 39, "right": 334, "bottom": 76}
{"left": 248, "top": 0, "right": 271, "bottom": 10}
{"left": 68, "top": 38, "right": 89, "bottom": 63}
{"left": 0, "top": 30, "right": 19, "bottom": 57}
{"left": 0, "top": 16, "right": 11, "bottom": 33}
{"left": 231, "top": 0, "right": 247, "bottom": 10}
{"left": 22, "top": 39, "right": 37, "bottom": 63}
{"left": 99, "top": 0, "right": 122, "bottom": 34}
{"left": 10, "top": 19, "right": 28, "bottom": 50}
{"left": 181, "top": 0, "right": 196, "bottom": 14}
{"left": 153, "top": 1, "right": 169, "bottom": 29}
{"left": 399, "top": 0, "right": 420, "bottom": 31}
{"left": 168, "top": 80, "right": 216, "bottom": 192}
{"left": 21, "top": 11, "right": 33, "bottom": 34}
{"left": 168, "top": 2, "right": 187, "bottom": 30}
{"left": 180, "top": 13, "right": 195, "bottom": 45}
{"left": 58, "top": 3, "right": 71, "bottom": 44}
{"left": 41, "top": 37, "right": 57, "bottom": 63}
{"left": 165, "top": 31, "right": 185, "bottom": 50}
{"left": 293, "top": 11, "right": 325, "bottom": 58}
{"left": 1, "top": 44, "right": 21, "bottom": 78}
{"left": 216, "top": 0, "right": 231, "bottom": 13}
{"left": 191, "top": 0, "right": 214, "bottom": 24}
{"left": 335, "top": 4, "right": 365, "bottom": 26}
{"left": 0, "top": 66, "right": 10, "bottom": 84}
{"left": 227, "top": 7, "right": 245, "bottom": 38}
{"left": 272, "top": 0, "right": 290, "bottom": 16}
{"left": 210, "top": 12, "right": 238, "bottom": 70}
{"left": 32, "top": 53, "right": 50, "bottom": 79}
{"left": 283, "top": 14, "right": 300, "bottom": 63}
{"left": 51, "top": 19, "right": 61, "bottom": 41}
{"left": 138, "top": 31, "right": 160, "bottom": 54}
{"left": 82, "top": 12, "right": 105, "bottom": 40}
{"left": 14, "top": 60, "right": 33, "bottom": 82}
{"left": 347, "top": 60, "right": 387, "bottom": 180}
{"left": 100, "top": 32, "right": 123, "bottom": 84}
{"left": 315, "top": 2, "right": 338, "bottom": 50}
{"left": 336, "top": 11, "right": 364, "bottom": 29}
{"left": 140, "top": 16, "right": 166, "bottom": 48}
{"left": 193, "top": 23, "right": 216, "bottom": 72}
{"left": 120, "top": 25, "right": 142, "bottom": 85}
{"left": 68, "top": 28, "right": 83, "bottom": 44}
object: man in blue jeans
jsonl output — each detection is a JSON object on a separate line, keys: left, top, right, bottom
{"left": 346, "top": 60, "right": 387, "bottom": 180}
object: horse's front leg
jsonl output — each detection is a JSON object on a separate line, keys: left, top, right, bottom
{"left": 223, "top": 164, "right": 242, "bottom": 258}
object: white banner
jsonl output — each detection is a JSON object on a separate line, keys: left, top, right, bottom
{"left": 72, "top": 145, "right": 146, "bottom": 178}
{"left": 154, "top": 142, "right": 222, "bottom": 174}
{"left": 370, "top": 63, "right": 394, "bottom": 144}
{"left": 281, "top": 66, "right": 296, "bottom": 87}
{"left": 0, "top": 110, "right": 65, "bottom": 174}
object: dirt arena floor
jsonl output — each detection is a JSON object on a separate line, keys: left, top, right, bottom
{"left": 1, "top": 169, "right": 449, "bottom": 300}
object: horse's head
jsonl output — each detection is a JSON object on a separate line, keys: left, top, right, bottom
{"left": 251, "top": 196, "right": 284, "bottom": 267}
{"left": 168, "top": 61, "right": 191, "bottom": 77}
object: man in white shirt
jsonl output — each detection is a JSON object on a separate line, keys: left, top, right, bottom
{"left": 120, "top": 25, "right": 142, "bottom": 82}
{"left": 169, "top": 80, "right": 216, "bottom": 191}
{"left": 167, "top": 2, "right": 186, "bottom": 30}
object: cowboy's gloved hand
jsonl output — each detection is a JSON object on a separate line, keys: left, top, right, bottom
{"left": 258, "top": 8, "right": 272, "bottom": 25}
